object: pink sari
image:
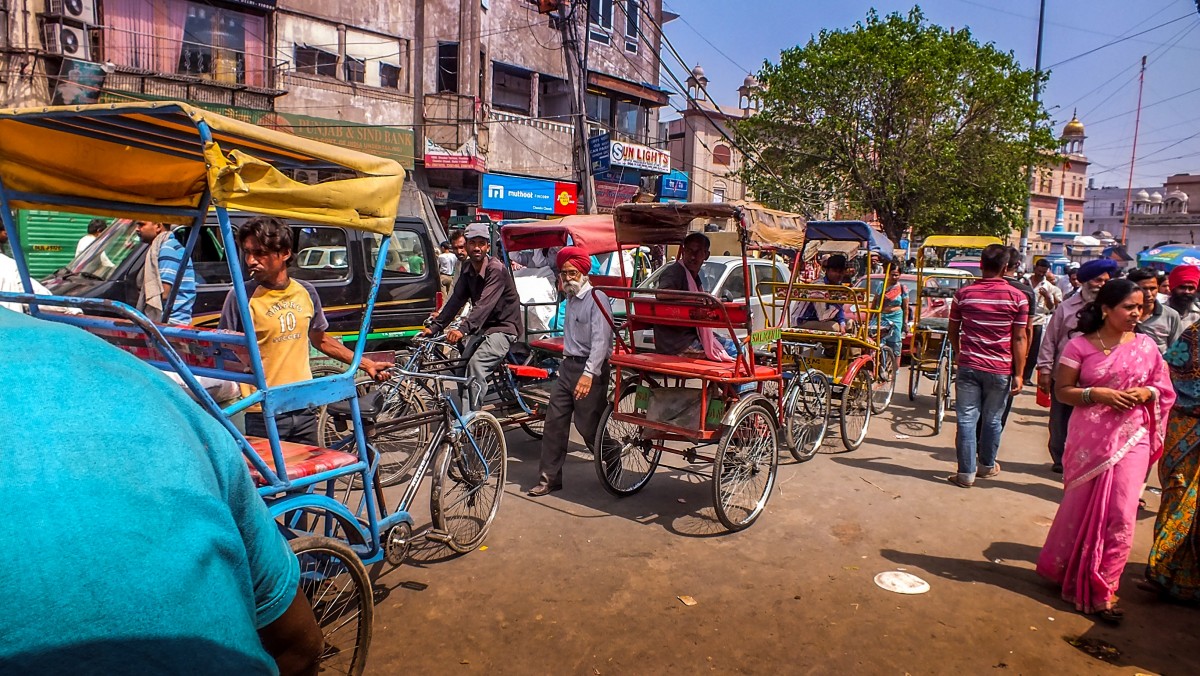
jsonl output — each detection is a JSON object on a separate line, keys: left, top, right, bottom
{"left": 1036, "top": 333, "right": 1175, "bottom": 613}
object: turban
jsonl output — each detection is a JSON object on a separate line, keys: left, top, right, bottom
{"left": 1169, "top": 264, "right": 1200, "bottom": 289}
{"left": 555, "top": 246, "right": 591, "bottom": 275}
{"left": 1076, "top": 259, "right": 1118, "bottom": 283}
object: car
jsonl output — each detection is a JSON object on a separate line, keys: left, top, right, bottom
{"left": 42, "top": 213, "right": 441, "bottom": 352}
{"left": 625, "top": 256, "right": 791, "bottom": 349}
{"left": 853, "top": 268, "right": 973, "bottom": 355}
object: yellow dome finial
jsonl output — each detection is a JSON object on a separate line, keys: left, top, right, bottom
{"left": 1063, "top": 109, "right": 1085, "bottom": 138}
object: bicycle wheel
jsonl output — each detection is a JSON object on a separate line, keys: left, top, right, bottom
{"left": 321, "top": 381, "right": 430, "bottom": 489}
{"left": 290, "top": 536, "right": 373, "bottom": 676}
{"left": 870, "top": 348, "right": 897, "bottom": 414}
{"left": 594, "top": 379, "right": 661, "bottom": 496}
{"left": 839, "top": 366, "right": 873, "bottom": 451}
{"left": 713, "top": 403, "right": 779, "bottom": 531}
{"left": 782, "top": 369, "right": 830, "bottom": 462}
{"left": 934, "top": 352, "right": 952, "bottom": 434}
{"left": 431, "top": 410, "right": 507, "bottom": 554}
{"left": 908, "top": 362, "right": 920, "bottom": 400}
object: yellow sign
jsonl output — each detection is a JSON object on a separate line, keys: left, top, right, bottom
{"left": 750, "top": 327, "right": 782, "bottom": 345}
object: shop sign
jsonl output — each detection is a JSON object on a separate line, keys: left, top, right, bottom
{"left": 424, "top": 137, "right": 486, "bottom": 172}
{"left": 588, "top": 132, "right": 671, "bottom": 175}
{"left": 657, "top": 170, "right": 690, "bottom": 200}
{"left": 481, "top": 174, "right": 578, "bottom": 215}
{"left": 594, "top": 180, "right": 640, "bottom": 209}
{"left": 53, "top": 59, "right": 106, "bottom": 106}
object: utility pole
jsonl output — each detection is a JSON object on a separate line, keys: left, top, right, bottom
{"left": 1020, "top": 0, "right": 1047, "bottom": 258}
{"left": 1121, "top": 55, "right": 1148, "bottom": 245}
{"left": 556, "top": 0, "right": 597, "bottom": 213}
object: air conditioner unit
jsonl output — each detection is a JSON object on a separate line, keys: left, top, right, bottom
{"left": 45, "top": 0, "right": 97, "bottom": 25}
{"left": 43, "top": 21, "right": 92, "bottom": 60}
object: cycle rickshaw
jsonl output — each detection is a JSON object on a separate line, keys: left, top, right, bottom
{"left": 771, "top": 221, "right": 899, "bottom": 454}
{"left": 0, "top": 102, "right": 507, "bottom": 674}
{"left": 590, "top": 202, "right": 787, "bottom": 532}
{"left": 908, "top": 235, "right": 1001, "bottom": 433}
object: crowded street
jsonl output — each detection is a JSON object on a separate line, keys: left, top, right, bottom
{"left": 363, "top": 391, "right": 1199, "bottom": 675}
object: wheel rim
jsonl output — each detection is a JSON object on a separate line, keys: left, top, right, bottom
{"left": 871, "top": 350, "right": 896, "bottom": 414}
{"left": 323, "top": 381, "right": 429, "bottom": 488}
{"left": 434, "top": 412, "right": 506, "bottom": 552}
{"left": 292, "top": 539, "right": 371, "bottom": 675}
{"left": 784, "top": 371, "right": 829, "bottom": 461}
{"left": 840, "top": 369, "right": 872, "bottom": 449}
{"left": 714, "top": 405, "right": 778, "bottom": 529}
{"left": 596, "top": 384, "right": 660, "bottom": 494}
{"left": 908, "top": 363, "right": 919, "bottom": 400}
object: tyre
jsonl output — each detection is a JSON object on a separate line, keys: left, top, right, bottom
{"left": 712, "top": 403, "right": 779, "bottom": 531}
{"left": 870, "top": 348, "right": 897, "bottom": 414}
{"left": 907, "top": 362, "right": 920, "bottom": 400}
{"left": 290, "top": 536, "right": 373, "bottom": 676}
{"left": 934, "top": 352, "right": 952, "bottom": 434}
{"left": 322, "top": 380, "right": 431, "bottom": 489}
{"left": 782, "top": 369, "right": 830, "bottom": 462}
{"left": 839, "top": 366, "right": 873, "bottom": 451}
{"left": 431, "top": 410, "right": 507, "bottom": 554}
{"left": 594, "top": 380, "right": 662, "bottom": 496}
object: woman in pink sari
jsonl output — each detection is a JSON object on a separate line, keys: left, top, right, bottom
{"left": 1036, "top": 279, "right": 1175, "bottom": 623}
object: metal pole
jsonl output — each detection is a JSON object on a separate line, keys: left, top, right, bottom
{"left": 1121, "top": 55, "right": 1147, "bottom": 245}
{"left": 1020, "top": 0, "right": 1047, "bottom": 258}
{"left": 559, "top": 0, "right": 596, "bottom": 213}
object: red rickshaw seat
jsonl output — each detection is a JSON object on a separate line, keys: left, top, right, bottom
{"left": 610, "top": 351, "right": 778, "bottom": 381}
{"left": 529, "top": 337, "right": 565, "bottom": 353}
{"left": 245, "top": 436, "right": 359, "bottom": 486}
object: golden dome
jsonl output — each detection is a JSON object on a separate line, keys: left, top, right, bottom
{"left": 1063, "top": 115, "right": 1085, "bottom": 138}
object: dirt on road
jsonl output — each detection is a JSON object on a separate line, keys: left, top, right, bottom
{"left": 364, "top": 390, "right": 1199, "bottom": 675}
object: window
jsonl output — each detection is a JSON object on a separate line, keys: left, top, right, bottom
{"left": 492, "top": 63, "right": 532, "bottom": 116}
{"left": 291, "top": 227, "right": 351, "bottom": 282}
{"left": 437, "top": 43, "right": 459, "bottom": 93}
{"left": 369, "top": 230, "right": 428, "bottom": 278}
{"left": 752, "top": 262, "right": 785, "bottom": 295}
{"left": 344, "top": 56, "right": 365, "bottom": 84}
{"left": 539, "top": 75, "right": 572, "bottom": 119}
{"left": 380, "top": 63, "right": 401, "bottom": 89}
{"left": 713, "top": 144, "right": 732, "bottom": 166}
{"left": 614, "top": 100, "right": 644, "bottom": 137}
{"left": 624, "top": 0, "right": 640, "bottom": 52}
{"left": 722, "top": 265, "right": 746, "bottom": 301}
{"left": 589, "top": 0, "right": 613, "bottom": 43}
{"left": 295, "top": 45, "right": 337, "bottom": 77}
{"left": 713, "top": 187, "right": 726, "bottom": 203}
{"left": 585, "top": 91, "right": 612, "bottom": 124}
{"left": 175, "top": 225, "right": 232, "bottom": 285}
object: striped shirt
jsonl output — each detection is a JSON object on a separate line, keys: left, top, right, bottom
{"left": 157, "top": 236, "right": 195, "bottom": 325}
{"left": 950, "top": 277, "right": 1029, "bottom": 375}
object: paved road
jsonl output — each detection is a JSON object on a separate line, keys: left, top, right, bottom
{"left": 365, "top": 389, "right": 1199, "bottom": 675}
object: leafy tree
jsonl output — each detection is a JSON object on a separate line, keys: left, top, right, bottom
{"left": 737, "top": 7, "right": 1059, "bottom": 244}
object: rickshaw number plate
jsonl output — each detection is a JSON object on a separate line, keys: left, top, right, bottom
{"left": 635, "top": 385, "right": 651, "bottom": 411}
{"left": 706, "top": 399, "right": 725, "bottom": 426}
{"left": 750, "top": 327, "right": 782, "bottom": 346}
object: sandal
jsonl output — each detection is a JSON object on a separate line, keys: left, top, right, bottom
{"left": 947, "top": 475, "right": 974, "bottom": 488}
{"left": 1093, "top": 606, "right": 1125, "bottom": 625}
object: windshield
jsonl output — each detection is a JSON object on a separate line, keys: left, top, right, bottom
{"left": 640, "top": 261, "right": 723, "bottom": 293}
{"left": 65, "top": 219, "right": 142, "bottom": 281}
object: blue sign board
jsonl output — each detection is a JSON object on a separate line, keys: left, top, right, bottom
{"left": 658, "top": 170, "right": 690, "bottom": 200}
{"left": 588, "top": 133, "right": 611, "bottom": 173}
{"left": 481, "top": 173, "right": 577, "bottom": 215}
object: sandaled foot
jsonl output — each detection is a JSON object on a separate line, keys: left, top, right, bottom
{"left": 978, "top": 462, "right": 1001, "bottom": 479}
{"left": 947, "top": 475, "right": 974, "bottom": 488}
{"left": 1092, "top": 606, "right": 1125, "bottom": 625}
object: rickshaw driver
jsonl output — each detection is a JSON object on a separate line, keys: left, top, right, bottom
{"left": 218, "top": 216, "right": 392, "bottom": 444}
{"left": 652, "top": 232, "right": 738, "bottom": 358}
{"left": 791, "top": 253, "right": 850, "bottom": 333}
{"left": 422, "top": 222, "right": 523, "bottom": 411}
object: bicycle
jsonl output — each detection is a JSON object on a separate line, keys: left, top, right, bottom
{"left": 779, "top": 340, "right": 832, "bottom": 462}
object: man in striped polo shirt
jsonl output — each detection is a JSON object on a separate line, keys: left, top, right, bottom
{"left": 947, "top": 244, "right": 1030, "bottom": 488}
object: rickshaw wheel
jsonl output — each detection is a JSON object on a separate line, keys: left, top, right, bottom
{"left": 839, "top": 367, "right": 873, "bottom": 450}
{"left": 519, "top": 419, "right": 545, "bottom": 439}
{"left": 290, "top": 536, "right": 373, "bottom": 676}
{"left": 431, "top": 411, "right": 508, "bottom": 554}
{"left": 870, "top": 348, "right": 897, "bottom": 414}
{"left": 908, "top": 362, "right": 920, "bottom": 400}
{"left": 782, "top": 369, "right": 830, "bottom": 462}
{"left": 713, "top": 403, "right": 779, "bottom": 531}
{"left": 594, "top": 380, "right": 661, "bottom": 496}
{"left": 934, "top": 353, "right": 952, "bottom": 434}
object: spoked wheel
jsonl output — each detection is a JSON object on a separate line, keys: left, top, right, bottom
{"left": 908, "top": 362, "right": 920, "bottom": 400}
{"left": 870, "top": 348, "right": 897, "bottom": 414}
{"left": 290, "top": 536, "right": 373, "bottom": 676}
{"left": 933, "top": 352, "right": 952, "bottom": 435}
{"left": 712, "top": 403, "right": 779, "bottom": 531}
{"left": 321, "top": 380, "right": 430, "bottom": 489}
{"left": 838, "top": 366, "right": 873, "bottom": 451}
{"left": 782, "top": 369, "right": 831, "bottom": 462}
{"left": 594, "top": 379, "right": 662, "bottom": 496}
{"left": 431, "top": 410, "right": 507, "bottom": 554}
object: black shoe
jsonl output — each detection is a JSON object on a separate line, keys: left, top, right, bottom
{"left": 527, "top": 482, "right": 562, "bottom": 497}
{"left": 1051, "top": 463, "right": 1063, "bottom": 474}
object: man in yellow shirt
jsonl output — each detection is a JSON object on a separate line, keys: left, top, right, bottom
{"left": 218, "top": 216, "right": 390, "bottom": 444}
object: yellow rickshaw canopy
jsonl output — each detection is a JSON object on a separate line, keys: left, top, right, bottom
{"left": 0, "top": 101, "right": 404, "bottom": 233}
{"left": 919, "top": 235, "right": 1004, "bottom": 250}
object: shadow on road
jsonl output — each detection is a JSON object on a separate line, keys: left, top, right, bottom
{"left": 830, "top": 455, "right": 1065, "bottom": 504}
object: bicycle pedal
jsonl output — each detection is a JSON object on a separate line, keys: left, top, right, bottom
{"left": 424, "top": 529, "right": 453, "bottom": 544}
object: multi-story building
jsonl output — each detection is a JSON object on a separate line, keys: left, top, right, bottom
{"left": 1024, "top": 115, "right": 1089, "bottom": 257}
{"left": 0, "top": 0, "right": 673, "bottom": 226}
{"left": 1125, "top": 173, "right": 1200, "bottom": 254}
{"left": 1084, "top": 182, "right": 1163, "bottom": 238}
{"left": 661, "top": 65, "right": 756, "bottom": 203}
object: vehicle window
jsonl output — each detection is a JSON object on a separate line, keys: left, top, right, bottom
{"left": 640, "top": 261, "right": 722, "bottom": 293}
{"left": 722, "top": 266, "right": 746, "bottom": 301}
{"left": 752, "top": 263, "right": 785, "bottom": 295}
{"left": 291, "top": 227, "right": 350, "bottom": 282}
{"left": 368, "top": 229, "right": 427, "bottom": 278}
{"left": 174, "top": 225, "right": 232, "bottom": 285}
{"left": 67, "top": 219, "right": 141, "bottom": 282}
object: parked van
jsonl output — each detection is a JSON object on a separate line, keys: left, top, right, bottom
{"left": 41, "top": 213, "right": 441, "bottom": 351}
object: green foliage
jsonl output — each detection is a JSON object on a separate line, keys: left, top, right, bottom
{"left": 736, "top": 7, "right": 1060, "bottom": 244}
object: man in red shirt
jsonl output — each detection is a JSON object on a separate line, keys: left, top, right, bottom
{"left": 947, "top": 244, "right": 1030, "bottom": 488}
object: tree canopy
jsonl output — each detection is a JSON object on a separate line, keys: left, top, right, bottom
{"left": 737, "top": 7, "right": 1059, "bottom": 244}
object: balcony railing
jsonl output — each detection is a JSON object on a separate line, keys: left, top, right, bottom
{"left": 101, "top": 24, "right": 279, "bottom": 90}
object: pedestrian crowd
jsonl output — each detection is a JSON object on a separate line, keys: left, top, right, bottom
{"left": 945, "top": 245, "right": 1200, "bottom": 623}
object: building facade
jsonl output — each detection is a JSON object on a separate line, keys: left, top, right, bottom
{"left": 1125, "top": 173, "right": 1200, "bottom": 255}
{"left": 662, "top": 66, "right": 756, "bottom": 203}
{"left": 1023, "top": 115, "right": 1089, "bottom": 257}
{"left": 0, "top": 0, "right": 673, "bottom": 226}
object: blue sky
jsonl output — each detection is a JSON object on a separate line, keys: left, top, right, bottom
{"left": 662, "top": 0, "right": 1200, "bottom": 188}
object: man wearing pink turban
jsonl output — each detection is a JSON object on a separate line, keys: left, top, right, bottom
{"left": 529, "top": 246, "right": 615, "bottom": 497}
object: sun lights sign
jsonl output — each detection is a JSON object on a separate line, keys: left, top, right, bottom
{"left": 589, "top": 133, "right": 671, "bottom": 174}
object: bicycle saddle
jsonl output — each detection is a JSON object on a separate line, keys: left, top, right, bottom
{"left": 326, "top": 390, "right": 385, "bottom": 422}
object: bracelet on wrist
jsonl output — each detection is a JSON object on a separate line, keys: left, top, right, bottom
{"left": 1082, "top": 387, "right": 1093, "bottom": 404}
